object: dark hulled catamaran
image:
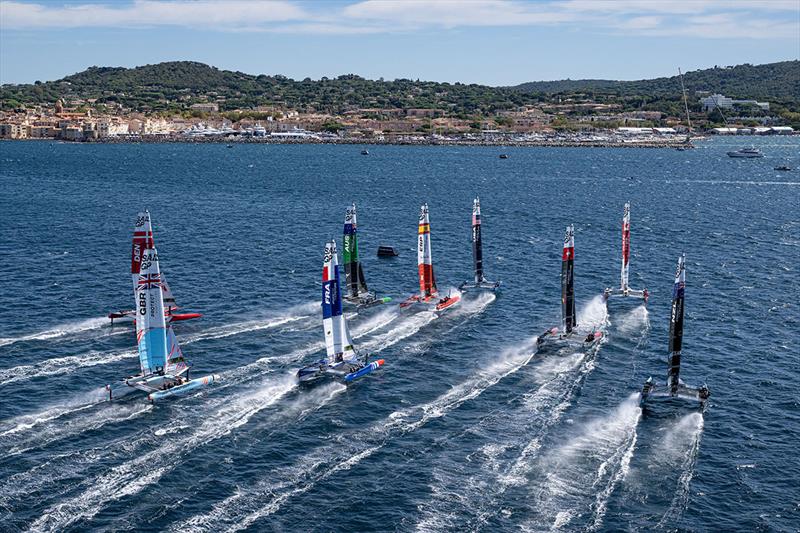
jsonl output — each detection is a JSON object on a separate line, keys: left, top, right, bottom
{"left": 641, "top": 255, "right": 709, "bottom": 408}
{"left": 342, "top": 203, "right": 390, "bottom": 309}
{"left": 460, "top": 197, "right": 500, "bottom": 291}
{"left": 537, "top": 225, "right": 603, "bottom": 350}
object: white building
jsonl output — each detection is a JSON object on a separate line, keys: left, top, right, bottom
{"left": 700, "top": 93, "right": 770, "bottom": 112}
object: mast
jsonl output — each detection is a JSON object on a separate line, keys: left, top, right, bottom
{"left": 471, "top": 197, "right": 484, "bottom": 283}
{"left": 561, "top": 225, "right": 576, "bottom": 333}
{"left": 343, "top": 203, "right": 368, "bottom": 298}
{"left": 322, "top": 240, "right": 354, "bottom": 363}
{"left": 679, "top": 68, "right": 692, "bottom": 141}
{"left": 621, "top": 202, "right": 631, "bottom": 291}
{"left": 418, "top": 203, "right": 437, "bottom": 297}
{"left": 135, "top": 247, "right": 168, "bottom": 376}
{"left": 667, "top": 254, "right": 686, "bottom": 394}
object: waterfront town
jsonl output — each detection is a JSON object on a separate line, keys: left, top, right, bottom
{"left": 0, "top": 92, "right": 794, "bottom": 145}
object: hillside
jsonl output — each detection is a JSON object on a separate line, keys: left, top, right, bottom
{"left": 1, "top": 60, "right": 797, "bottom": 117}
{"left": 512, "top": 61, "right": 800, "bottom": 101}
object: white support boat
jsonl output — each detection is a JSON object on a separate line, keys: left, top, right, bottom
{"left": 727, "top": 147, "right": 763, "bottom": 158}
{"left": 604, "top": 202, "right": 648, "bottom": 303}
{"left": 460, "top": 197, "right": 500, "bottom": 291}
{"left": 297, "top": 240, "right": 385, "bottom": 384}
{"left": 537, "top": 225, "right": 603, "bottom": 350}
{"left": 640, "top": 255, "right": 710, "bottom": 409}
{"left": 105, "top": 246, "right": 218, "bottom": 402}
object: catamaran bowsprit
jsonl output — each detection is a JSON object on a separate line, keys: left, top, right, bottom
{"left": 604, "top": 202, "right": 648, "bottom": 303}
{"left": 400, "top": 203, "right": 461, "bottom": 312}
{"left": 537, "top": 225, "right": 603, "bottom": 350}
{"left": 460, "top": 197, "right": 500, "bottom": 291}
{"left": 640, "top": 255, "right": 710, "bottom": 409}
{"left": 107, "top": 210, "right": 201, "bottom": 324}
{"left": 297, "top": 240, "right": 385, "bottom": 384}
{"left": 342, "top": 203, "right": 391, "bottom": 309}
{"left": 106, "top": 246, "right": 218, "bottom": 402}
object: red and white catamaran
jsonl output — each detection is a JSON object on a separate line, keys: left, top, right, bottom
{"left": 604, "top": 202, "right": 648, "bottom": 303}
{"left": 400, "top": 203, "right": 460, "bottom": 312}
{"left": 537, "top": 225, "right": 603, "bottom": 350}
{"left": 107, "top": 211, "right": 201, "bottom": 324}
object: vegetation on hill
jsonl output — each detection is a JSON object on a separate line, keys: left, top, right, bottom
{"left": 1, "top": 60, "right": 797, "bottom": 124}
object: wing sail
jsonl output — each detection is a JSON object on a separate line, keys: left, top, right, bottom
{"left": 667, "top": 255, "right": 686, "bottom": 393}
{"left": 621, "top": 202, "right": 631, "bottom": 291}
{"left": 131, "top": 211, "right": 154, "bottom": 297}
{"left": 135, "top": 247, "right": 168, "bottom": 376}
{"left": 322, "top": 241, "right": 353, "bottom": 362}
{"left": 561, "top": 225, "right": 576, "bottom": 333}
{"left": 472, "top": 197, "right": 484, "bottom": 283}
{"left": 343, "top": 203, "right": 369, "bottom": 297}
{"left": 417, "top": 203, "right": 437, "bottom": 297}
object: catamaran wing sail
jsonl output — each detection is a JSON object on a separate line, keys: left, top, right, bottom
{"left": 160, "top": 274, "right": 178, "bottom": 311}
{"left": 322, "top": 240, "right": 355, "bottom": 362}
{"left": 640, "top": 254, "right": 708, "bottom": 409}
{"left": 561, "top": 224, "right": 576, "bottom": 334}
{"left": 343, "top": 204, "right": 369, "bottom": 298}
{"left": 418, "top": 203, "right": 437, "bottom": 298}
{"left": 667, "top": 254, "right": 686, "bottom": 394}
{"left": 165, "top": 326, "right": 190, "bottom": 376}
{"left": 621, "top": 202, "right": 630, "bottom": 291}
{"left": 131, "top": 211, "right": 155, "bottom": 297}
{"left": 460, "top": 197, "right": 500, "bottom": 291}
{"left": 135, "top": 247, "right": 168, "bottom": 376}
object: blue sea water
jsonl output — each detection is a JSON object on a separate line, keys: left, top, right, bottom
{"left": 0, "top": 137, "right": 798, "bottom": 532}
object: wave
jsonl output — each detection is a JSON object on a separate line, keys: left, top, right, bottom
{"left": 178, "top": 345, "right": 534, "bottom": 533}
{"left": 0, "top": 317, "right": 111, "bottom": 348}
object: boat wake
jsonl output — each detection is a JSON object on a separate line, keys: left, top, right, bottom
{"left": 522, "top": 394, "right": 642, "bottom": 532}
{"left": 175, "top": 347, "right": 534, "bottom": 533}
{"left": 656, "top": 412, "right": 704, "bottom": 528}
{"left": 0, "top": 317, "right": 112, "bottom": 348}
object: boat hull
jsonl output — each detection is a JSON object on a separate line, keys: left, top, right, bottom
{"left": 459, "top": 280, "right": 501, "bottom": 292}
{"left": 297, "top": 358, "right": 384, "bottom": 384}
{"left": 603, "top": 287, "right": 648, "bottom": 303}
{"left": 148, "top": 374, "right": 219, "bottom": 402}
{"left": 400, "top": 293, "right": 461, "bottom": 312}
{"left": 108, "top": 309, "right": 202, "bottom": 324}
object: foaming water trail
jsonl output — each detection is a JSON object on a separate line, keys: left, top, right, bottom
{"left": 617, "top": 304, "right": 649, "bottom": 335}
{"left": 179, "top": 345, "right": 533, "bottom": 533}
{"left": 0, "top": 317, "right": 111, "bottom": 348}
{"left": 578, "top": 294, "right": 610, "bottom": 331}
{"left": 656, "top": 412, "right": 705, "bottom": 529}
{"left": 28, "top": 376, "right": 299, "bottom": 532}
{"left": 524, "top": 394, "right": 641, "bottom": 532}
{"left": 0, "top": 303, "right": 318, "bottom": 388}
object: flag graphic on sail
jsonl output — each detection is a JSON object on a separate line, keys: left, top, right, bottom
{"left": 130, "top": 210, "right": 178, "bottom": 312}
{"left": 322, "top": 240, "right": 355, "bottom": 363}
{"left": 620, "top": 202, "right": 631, "bottom": 291}
{"left": 418, "top": 203, "right": 437, "bottom": 298}
{"left": 343, "top": 203, "right": 369, "bottom": 298}
{"left": 471, "top": 197, "right": 485, "bottom": 283}
{"left": 667, "top": 254, "right": 686, "bottom": 393}
{"left": 135, "top": 247, "right": 168, "bottom": 376}
{"left": 561, "top": 224, "right": 576, "bottom": 333}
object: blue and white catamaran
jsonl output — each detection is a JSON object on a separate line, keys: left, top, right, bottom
{"left": 297, "top": 240, "right": 385, "bottom": 384}
{"left": 106, "top": 246, "right": 218, "bottom": 402}
{"left": 460, "top": 197, "right": 500, "bottom": 291}
{"left": 342, "top": 203, "right": 391, "bottom": 309}
{"left": 108, "top": 210, "right": 201, "bottom": 324}
{"left": 537, "top": 225, "right": 603, "bottom": 350}
{"left": 641, "top": 255, "right": 710, "bottom": 408}
{"left": 604, "top": 202, "right": 648, "bottom": 303}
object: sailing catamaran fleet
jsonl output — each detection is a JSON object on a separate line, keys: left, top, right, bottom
{"left": 101, "top": 199, "right": 708, "bottom": 409}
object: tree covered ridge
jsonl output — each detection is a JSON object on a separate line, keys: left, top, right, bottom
{"left": 1, "top": 60, "right": 797, "bottom": 116}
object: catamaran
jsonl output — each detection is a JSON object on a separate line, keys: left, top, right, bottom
{"left": 604, "top": 202, "right": 648, "bottom": 303}
{"left": 537, "top": 225, "right": 603, "bottom": 349}
{"left": 108, "top": 211, "right": 201, "bottom": 324}
{"left": 106, "top": 246, "right": 218, "bottom": 402}
{"left": 460, "top": 197, "right": 500, "bottom": 291}
{"left": 297, "top": 240, "right": 385, "bottom": 384}
{"left": 400, "top": 204, "right": 461, "bottom": 312}
{"left": 641, "top": 255, "right": 710, "bottom": 408}
{"left": 342, "top": 203, "right": 391, "bottom": 309}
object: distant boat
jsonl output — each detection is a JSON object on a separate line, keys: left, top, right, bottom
{"left": 774, "top": 165, "right": 792, "bottom": 171}
{"left": 377, "top": 246, "right": 398, "bottom": 257}
{"left": 361, "top": 149, "right": 369, "bottom": 155}
{"left": 499, "top": 154, "right": 509, "bottom": 159}
{"left": 677, "top": 68, "right": 695, "bottom": 149}
{"left": 727, "top": 147, "right": 763, "bottom": 158}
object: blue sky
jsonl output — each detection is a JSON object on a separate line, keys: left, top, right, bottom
{"left": 1, "top": 0, "right": 798, "bottom": 85}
